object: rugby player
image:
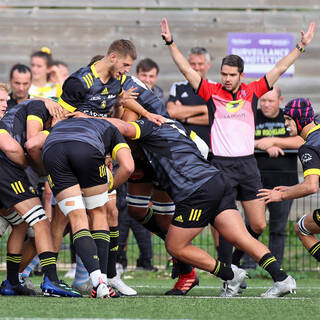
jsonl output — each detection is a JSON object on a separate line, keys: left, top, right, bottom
{"left": 0, "top": 100, "right": 81, "bottom": 297}
{"left": 258, "top": 98, "right": 320, "bottom": 265}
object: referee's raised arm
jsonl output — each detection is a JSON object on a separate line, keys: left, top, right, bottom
{"left": 161, "top": 18, "right": 201, "bottom": 91}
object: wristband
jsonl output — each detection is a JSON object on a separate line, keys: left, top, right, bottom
{"left": 162, "top": 35, "right": 174, "bottom": 45}
{"left": 296, "top": 43, "right": 305, "bottom": 53}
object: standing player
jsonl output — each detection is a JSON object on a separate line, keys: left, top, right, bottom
{"left": 258, "top": 98, "right": 320, "bottom": 264}
{"left": 161, "top": 17, "right": 316, "bottom": 296}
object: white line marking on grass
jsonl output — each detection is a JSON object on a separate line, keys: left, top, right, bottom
{"left": 135, "top": 285, "right": 320, "bottom": 290}
{"left": 0, "top": 318, "right": 192, "bottom": 320}
{"left": 134, "top": 295, "right": 311, "bottom": 300}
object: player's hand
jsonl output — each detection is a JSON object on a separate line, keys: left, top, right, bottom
{"left": 255, "top": 137, "right": 274, "bottom": 150}
{"left": 145, "top": 112, "right": 166, "bottom": 126}
{"left": 44, "top": 99, "right": 65, "bottom": 119}
{"left": 66, "top": 111, "right": 90, "bottom": 118}
{"left": 119, "top": 87, "right": 139, "bottom": 104}
{"left": 266, "top": 146, "right": 284, "bottom": 158}
{"left": 274, "top": 185, "right": 290, "bottom": 192}
{"left": 301, "top": 22, "right": 316, "bottom": 47}
{"left": 257, "top": 188, "right": 282, "bottom": 203}
{"left": 161, "top": 18, "right": 173, "bottom": 44}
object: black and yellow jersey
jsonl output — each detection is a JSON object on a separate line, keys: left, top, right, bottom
{"left": 299, "top": 125, "right": 320, "bottom": 178}
{"left": 130, "top": 118, "right": 219, "bottom": 203}
{"left": 58, "top": 63, "right": 124, "bottom": 117}
{"left": 42, "top": 117, "right": 129, "bottom": 160}
{"left": 0, "top": 100, "right": 50, "bottom": 162}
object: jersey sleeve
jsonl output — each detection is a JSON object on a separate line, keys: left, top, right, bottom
{"left": 298, "top": 145, "right": 320, "bottom": 177}
{"left": 0, "top": 121, "right": 9, "bottom": 134}
{"left": 196, "top": 78, "right": 217, "bottom": 102}
{"left": 103, "top": 126, "right": 130, "bottom": 160}
{"left": 247, "top": 76, "right": 271, "bottom": 99}
{"left": 128, "top": 119, "right": 155, "bottom": 140}
{"left": 168, "top": 83, "right": 178, "bottom": 102}
{"left": 58, "top": 77, "right": 86, "bottom": 112}
{"left": 26, "top": 100, "right": 50, "bottom": 129}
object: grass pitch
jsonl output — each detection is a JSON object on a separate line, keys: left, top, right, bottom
{"left": 0, "top": 270, "right": 318, "bottom": 320}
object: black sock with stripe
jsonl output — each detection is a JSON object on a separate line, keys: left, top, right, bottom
{"left": 73, "top": 229, "right": 100, "bottom": 274}
{"left": 39, "top": 252, "right": 59, "bottom": 282}
{"left": 91, "top": 230, "right": 110, "bottom": 275}
{"left": 259, "top": 253, "right": 287, "bottom": 282}
{"left": 7, "top": 253, "right": 22, "bottom": 285}
{"left": 210, "top": 260, "right": 234, "bottom": 281}
{"left": 138, "top": 208, "right": 167, "bottom": 240}
{"left": 107, "top": 226, "right": 119, "bottom": 278}
{"left": 308, "top": 241, "right": 320, "bottom": 262}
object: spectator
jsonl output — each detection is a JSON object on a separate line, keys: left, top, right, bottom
{"left": 254, "top": 86, "right": 304, "bottom": 265}
{"left": 7, "top": 64, "right": 32, "bottom": 110}
{"left": 49, "top": 60, "right": 70, "bottom": 86}
{"left": 136, "top": 58, "right": 166, "bottom": 105}
{"left": 29, "top": 47, "right": 62, "bottom": 99}
{"left": 166, "top": 46, "right": 212, "bottom": 147}
{"left": 0, "top": 83, "right": 9, "bottom": 119}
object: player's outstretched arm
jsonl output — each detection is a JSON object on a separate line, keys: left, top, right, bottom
{"left": 266, "top": 22, "right": 316, "bottom": 87}
{"left": 161, "top": 18, "right": 201, "bottom": 91}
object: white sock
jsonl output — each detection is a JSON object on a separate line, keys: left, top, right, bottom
{"left": 90, "top": 269, "right": 102, "bottom": 287}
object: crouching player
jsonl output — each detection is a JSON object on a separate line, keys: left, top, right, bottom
{"left": 37, "top": 117, "right": 134, "bottom": 298}
{"left": 106, "top": 116, "right": 297, "bottom": 298}
{"left": 0, "top": 121, "right": 80, "bottom": 297}
{"left": 258, "top": 98, "right": 320, "bottom": 265}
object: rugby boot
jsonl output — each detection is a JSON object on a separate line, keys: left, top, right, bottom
{"left": 165, "top": 268, "right": 199, "bottom": 295}
{"left": 261, "top": 275, "right": 296, "bottom": 298}
{"left": 41, "top": 276, "right": 82, "bottom": 297}
{"left": 1, "top": 279, "right": 36, "bottom": 296}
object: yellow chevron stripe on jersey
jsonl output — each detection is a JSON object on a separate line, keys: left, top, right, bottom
{"left": 88, "top": 73, "right": 93, "bottom": 84}
{"left": 120, "top": 75, "right": 127, "bottom": 84}
{"left": 90, "top": 63, "right": 99, "bottom": 78}
{"left": 58, "top": 97, "right": 76, "bottom": 112}
{"left": 304, "top": 169, "right": 320, "bottom": 177}
{"left": 82, "top": 76, "right": 90, "bottom": 88}
{"left": 0, "top": 129, "right": 9, "bottom": 135}
{"left": 11, "top": 183, "right": 18, "bottom": 194}
{"left": 305, "top": 124, "right": 320, "bottom": 139}
{"left": 128, "top": 122, "right": 141, "bottom": 140}
{"left": 27, "top": 115, "right": 43, "bottom": 127}
{"left": 18, "top": 181, "right": 25, "bottom": 193}
{"left": 112, "top": 143, "right": 130, "bottom": 160}
{"left": 85, "top": 74, "right": 93, "bottom": 86}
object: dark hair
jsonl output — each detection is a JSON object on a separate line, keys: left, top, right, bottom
{"left": 107, "top": 39, "right": 137, "bottom": 60}
{"left": 87, "top": 55, "right": 104, "bottom": 67}
{"left": 221, "top": 54, "right": 244, "bottom": 74}
{"left": 31, "top": 47, "right": 53, "bottom": 67}
{"left": 52, "top": 60, "right": 68, "bottom": 68}
{"left": 136, "top": 58, "right": 159, "bottom": 74}
{"left": 9, "top": 64, "right": 32, "bottom": 80}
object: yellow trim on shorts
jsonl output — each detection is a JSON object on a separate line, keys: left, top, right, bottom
{"left": 128, "top": 122, "right": 141, "bottom": 140}
{"left": 58, "top": 97, "right": 76, "bottom": 112}
{"left": 27, "top": 115, "right": 43, "bottom": 127}
{"left": 112, "top": 143, "right": 130, "bottom": 160}
{"left": 304, "top": 169, "right": 320, "bottom": 177}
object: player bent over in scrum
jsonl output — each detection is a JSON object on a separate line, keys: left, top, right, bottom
{"left": 37, "top": 117, "right": 134, "bottom": 298}
{"left": 106, "top": 117, "right": 296, "bottom": 298}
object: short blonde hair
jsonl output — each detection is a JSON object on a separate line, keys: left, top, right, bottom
{"left": 0, "top": 83, "right": 9, "bottom": 93}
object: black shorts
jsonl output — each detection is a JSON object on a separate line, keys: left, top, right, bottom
{"left": 171, "top": 172, "right": 237, "bottom": 228}
{"left": 42, "top": 141, "right": 108, "bottom": 196}
{"left": 210, "top": 155, "right": 262, "bottom": 201}
{"left": 0, "top": 159, "right": 38, "bottom": 208}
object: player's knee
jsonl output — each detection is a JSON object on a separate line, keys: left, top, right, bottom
{"left": 296, "top": 214, "right": 313, "bottom": 238}
{"left": 250, "top": 222, "right": 266, "bottom": 235}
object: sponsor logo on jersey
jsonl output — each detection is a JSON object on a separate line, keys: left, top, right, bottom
{"left": 89, "top": 96, "right": 101, "bottom": 101}
{"left": 101, "top": 87, "right": 109, "bottom": 95}
{"left": 225, "top": 99, "right": 244, "bottom": 113}
{"left": 107, "top": 94, "right": 116, "bottom": 99}
{"left": 301, "top": 153, "right": 312, "bottom": 164}
{"left": 181, "top": 92, "right": 189, "bottom": 98}
{"left": 174, "top": 215, "right": 184, "bottom": 223}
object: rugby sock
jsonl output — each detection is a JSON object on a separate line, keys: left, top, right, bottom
{"left": 232, "top": 225, "right": 261, "bottom": 266}
{"left": 21, "top": 255, "right": 40, "bottom": 278}
{"left": 91, "top": 230, "right": 110, "bottom": 275}
{"left": 308, "top": 241, "right": 320, "bottom": 262}
{"left": 73, "top": 255, "right": 89, "bottom": 286}
{"left": 259, "top": 253, "right": 287, "bottom": 282}
{"left": 107, "top": 226, "right": 119, "bottom": 279}
{"left": 39, "top": 252, "right": 59, "bottom": 282}
{"left": 211, "top": 260, "right": 234, "bottom": 281}
{"left": 73, "top": 229, "right": 100, "bottom": 275}
{"left": 138, "top": 208, "right": 166, "bottom": 240}
{"left": 217, "top": 236, "right": 233, "bottom": 267}
{"left": 7, "top": 253, "right": 22, "bottom": 285}
{"left": 177, "top": 261, "right": 193, "bottom": 275}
